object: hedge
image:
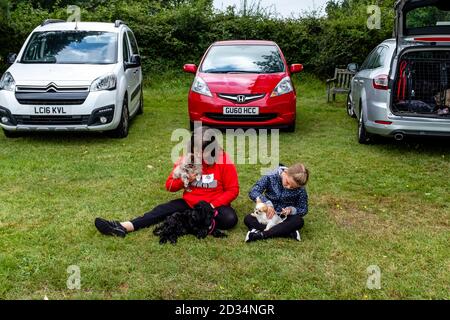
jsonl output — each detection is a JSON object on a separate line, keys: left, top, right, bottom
{"left": 0, "top": 0, "right": 396, "bottom": 78}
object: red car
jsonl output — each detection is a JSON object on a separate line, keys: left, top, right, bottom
{"left": 183, "top": 40, "right": 303, "bottom": 131}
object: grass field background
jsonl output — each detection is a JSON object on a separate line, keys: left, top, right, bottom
{"left": 0, "top": 73, "right": 449, "bottom": 299}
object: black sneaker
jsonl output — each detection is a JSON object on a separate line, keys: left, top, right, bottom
{"left": 289, "top": 230, "right": 301, "bottom": 241}
{"left": 95, "top": 218, "right": 127, "bottom": 238}
{"left": 245, "top": 230, "right": 265, "bottom": 243}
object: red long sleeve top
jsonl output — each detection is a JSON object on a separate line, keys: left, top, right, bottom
{"left": 165, "top": 151, "right": 239, "bottom": 208}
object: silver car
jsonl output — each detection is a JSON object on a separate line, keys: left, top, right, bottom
{"left": 348, "top": 0, "right": 450, "bottom": 143}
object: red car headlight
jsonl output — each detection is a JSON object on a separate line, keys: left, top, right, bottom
{"left": 270, "top": 76, "right": 293, "bottom": 97}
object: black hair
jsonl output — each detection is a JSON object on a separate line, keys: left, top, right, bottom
{"left": 188, "top": 126, "right": 219, "bottom": 164}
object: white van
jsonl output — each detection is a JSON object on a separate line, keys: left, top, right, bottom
{"left": 0, "top": 19, "right": 143, "bottom": 138}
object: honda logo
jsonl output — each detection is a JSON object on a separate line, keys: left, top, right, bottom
{"left": 237, "top": 95, "right": 246, "bottom": 103}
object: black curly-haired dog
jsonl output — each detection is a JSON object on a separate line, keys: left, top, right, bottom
{"left": 153, "top": 201, "right": 227, "bottom": 244}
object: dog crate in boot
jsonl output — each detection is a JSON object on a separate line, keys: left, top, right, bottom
{"left": 393, "top": 50, "right": 450, "bottom": 117}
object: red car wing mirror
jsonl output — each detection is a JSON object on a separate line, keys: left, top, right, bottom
{"left": 290, "top": 64, "right": 303, "bottom": 74}
{"left": 183, "top": 64, "right": 198, "bottom": 74}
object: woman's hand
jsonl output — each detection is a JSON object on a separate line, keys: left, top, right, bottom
{"left": 281, "top": 208, "right": 292, "bottom": 215}
{"left": 266, "top": 206, "right": 276, "bottom": 219}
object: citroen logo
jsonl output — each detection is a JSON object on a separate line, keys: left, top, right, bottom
{"left": 46, "top": 83, "right": 58, "bottom": 92}
{"left": 237, "top": 95, "right": 246, "bottom": 103}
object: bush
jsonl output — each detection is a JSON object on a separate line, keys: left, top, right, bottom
{"left": 0, "top": 0, "right": 397, "bottom": 78}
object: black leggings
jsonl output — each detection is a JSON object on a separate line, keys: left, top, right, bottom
{"left": 130, "top": 199, "right": 238, "bottom": 231}
{"left": 244, "top": 214, "right": 304, "bottom": 238}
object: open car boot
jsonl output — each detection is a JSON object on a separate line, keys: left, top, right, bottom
{"left": 393, "top": 51, "right": 450, "bottom": 118}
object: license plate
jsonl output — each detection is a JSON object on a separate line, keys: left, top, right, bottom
{"left": 223, "top": 107, "right": 259, "bottom": 115}
{"left": 33, "top": 106, "right": 68, "bottom": 115}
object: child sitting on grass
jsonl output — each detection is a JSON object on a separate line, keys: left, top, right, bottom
{"left": 244, "top": 163, "right": 309, "bottom": 242}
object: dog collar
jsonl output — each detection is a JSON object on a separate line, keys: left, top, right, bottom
{"left": 208, "top": 210, "right": 219, "bottom": 235}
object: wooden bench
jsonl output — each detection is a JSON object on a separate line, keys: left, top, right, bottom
{"left": 326, "top": 68, "right": 355, "bottom": 102}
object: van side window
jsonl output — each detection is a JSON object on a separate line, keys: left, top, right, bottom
{"left": 123, "top": 33, "right": 130, "bottom": 63}
{"left": 127, "top": 31, "right": 139, "bottom": 55}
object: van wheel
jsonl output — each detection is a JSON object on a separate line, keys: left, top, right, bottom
{"left": 3, "top": 129, "right": 21, "bottom": 138}
{"left": 137, "top": 89, "right": 144, "bottom": 115}
{"left": 347, "top": 93, "right": 356, "bottom": 118}
{"left": 358, "top": 108, "right": 372, "bottom": 144}
{"left": 108, "top": 98, "right": 129, "bottom": 139}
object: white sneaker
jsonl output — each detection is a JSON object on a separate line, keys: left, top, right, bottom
{"left": 245, "top": 229, "right": 258, "bottom": 242}
{"left": 245, "top": 230, "right": 253, "bottom": 242}
{"left": 290, "top": 230, "right": 301, "bottom": 241}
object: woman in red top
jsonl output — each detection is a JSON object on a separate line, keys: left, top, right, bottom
{"left": 94, "top": 126, "right": 239, "bottom": 238}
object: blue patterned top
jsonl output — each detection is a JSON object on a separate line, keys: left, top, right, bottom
{"left": 248, "top": 167, "right": 308, "bottom": 216}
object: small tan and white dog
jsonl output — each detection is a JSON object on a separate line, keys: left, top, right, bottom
{"left": 251, "top": 198, "right": 287, "bottom": 231}
{"left": 172, "top": 153, "right": 202, "bottom": 192}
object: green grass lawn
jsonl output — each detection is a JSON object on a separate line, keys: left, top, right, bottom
{"left": 0, "top": 73, "right": 449, "bottom": 300}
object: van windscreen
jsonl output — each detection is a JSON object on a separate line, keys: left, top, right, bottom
{"left": 21, "top": 31, "right": 118, "bottom": 64}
